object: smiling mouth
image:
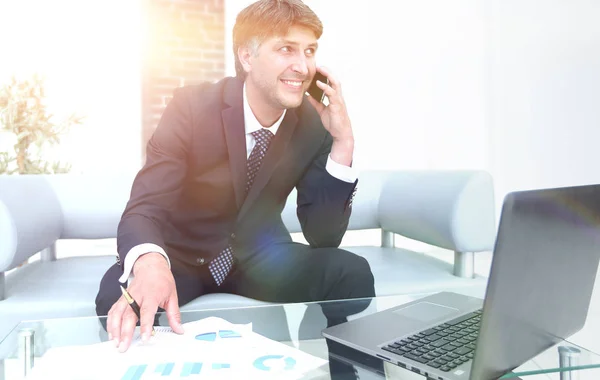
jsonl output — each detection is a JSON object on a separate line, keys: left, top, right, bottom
{"left": 281, "top": 79, "right": 303, "bottom": 89}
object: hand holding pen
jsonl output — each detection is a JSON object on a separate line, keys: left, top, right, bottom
{"left": 106, "top": 253, "right": 184, "bottom": 353}
{"left": 120, "top": 285, "right": 155, "bottom": 336}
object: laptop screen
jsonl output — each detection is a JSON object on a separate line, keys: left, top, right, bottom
{"left": 471, "top": 185, "right": 600, "bottom": 379}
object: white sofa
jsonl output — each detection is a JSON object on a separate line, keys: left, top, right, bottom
{"left": 0, "top": 170, "right": 496, "bottom": 348}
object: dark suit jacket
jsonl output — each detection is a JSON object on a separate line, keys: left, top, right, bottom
{"left": 117, "top": 76, "right": 358, "bottom": 269}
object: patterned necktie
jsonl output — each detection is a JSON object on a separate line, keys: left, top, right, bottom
{"left": 209, "top": 128, "right": 275, "bottom": 285}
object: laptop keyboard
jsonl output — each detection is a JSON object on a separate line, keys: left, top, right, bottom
{"left": 381, "top": 309, "right": 482, "bottom": 373}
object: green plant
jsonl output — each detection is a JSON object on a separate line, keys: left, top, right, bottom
{"left": 0, "top": 74, "right": 83, "bottom": 174}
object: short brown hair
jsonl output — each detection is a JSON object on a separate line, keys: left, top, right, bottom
{"left": 232, "top": 0, "right": 323, "bottom": 78}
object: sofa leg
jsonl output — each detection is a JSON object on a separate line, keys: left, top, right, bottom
{"left": 381, "top": 230, "right": 395, "bottom": 248}
{"left": 454, "top": 251, "right": 475, "bottom": 278}
{"left": 40, "top": 243, "right": 57, "bottom": 262}
{"left": 0, "top": 272, "right": 4, "bottom": 301}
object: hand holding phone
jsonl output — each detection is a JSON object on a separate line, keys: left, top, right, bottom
{"left": 305, "top": 66, "right": 354, "bottom": 166}
{"left": 306, "top": 66, "right": 352, "bottom": 141}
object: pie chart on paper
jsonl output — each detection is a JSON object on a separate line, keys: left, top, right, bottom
{"left": 194, "top": 330, "right": 242, "bottom": 341}
{"left": 194, "top": 332, "right": 217, "bottom": 342}
{"left": 253, "top": 355, "right": 297, "bottom": 371}
{"left": 218, "top": 330, "right": 242, "bottom": 338}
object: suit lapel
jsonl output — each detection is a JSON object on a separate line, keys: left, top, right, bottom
{"left": 237, "top": 108, "right": 298, "bottom": 222}
{"left": 221, "top": 78, "right": 246, "bottom": 209}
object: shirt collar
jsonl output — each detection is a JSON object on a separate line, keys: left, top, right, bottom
{"left": 243, "top": 82, "right": 286, "bottom": 136}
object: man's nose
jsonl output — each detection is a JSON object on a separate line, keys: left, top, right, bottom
{"left": 290, "top": 55, "right": 309, "bottom": 75}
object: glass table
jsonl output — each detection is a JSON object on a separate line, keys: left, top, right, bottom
{"left": 1, "top": 293, "right": 599, "bottom": 379}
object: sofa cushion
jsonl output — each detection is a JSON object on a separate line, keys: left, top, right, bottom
{"left": 2, "top": 256, "right": 114, "bottom": 335}
{"left": 345, "top": 246, "right": 487, "bottom": 296}
{"left": 0, "top": 256, "right": 116, "bottom": 358}
{"left": 0, "top": 176, "right": 63, "bottom": 272}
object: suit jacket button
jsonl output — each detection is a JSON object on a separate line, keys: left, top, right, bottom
{"left": 196, "top": 257, "right": 205, "bottom": 265}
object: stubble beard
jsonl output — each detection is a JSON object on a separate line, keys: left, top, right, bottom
{"left": 254, "top": 75, "right": 304, "bottom": 110}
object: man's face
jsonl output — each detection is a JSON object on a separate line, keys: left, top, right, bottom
{"left": 244, "top": 25, "right": 318, "bottom": 110}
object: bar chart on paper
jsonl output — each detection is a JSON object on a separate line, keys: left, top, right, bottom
{"left": 121, "top": 362, "right": 233, "bottom": 379}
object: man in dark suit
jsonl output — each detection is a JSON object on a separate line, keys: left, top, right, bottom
{"left": 96, "top": 0, "right": 375, "bottom": 353}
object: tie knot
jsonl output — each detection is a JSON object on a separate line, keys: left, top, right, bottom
{"left": 252, "top": 128, "right": 274, "bottom": 148}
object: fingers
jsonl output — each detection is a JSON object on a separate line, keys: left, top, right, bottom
{"left": 118, "top": 307, "right": 138, "bottom": 353}
{"left": 165, "top": 292, "right": 184, "bottom": 334}
{"left": 107, "top": 297, "right": 129, "bottom": 347}
{"left": 306, "top": 93, "right": 325, "bottom": 114}
{"left": 139, "top": 302, "right": 158, "bottom": 343}
{"left": 314, "top": 67, "right": 345, "bottom": 108}
{"left": 316, "top": 66, "right": 342, "bottom": 94}
{"left": 316, "top": 79, "right": 337, "bottom": 101}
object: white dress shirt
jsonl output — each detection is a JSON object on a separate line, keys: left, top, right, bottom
{"left": 119, "top": 84, "right": 358, "bottom": 282}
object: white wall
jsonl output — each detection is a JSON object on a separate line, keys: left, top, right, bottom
{"left": 0, "top": 0, "right": 143, "bottom": 174}
{"left": 2, "top": 0, "right": 597, "bottom": 206}
{"left": 225, "top": 0, "right": 488, "bottom": 172}
{"left": 486, "top": 0, "right": 600, "bottom": 211}
{"left": 227, "top": 0, "right": 600, "bottom": 217}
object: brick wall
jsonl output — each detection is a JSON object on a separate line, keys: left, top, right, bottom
{"left": 141, "top": 0, "right": 225, "bottom": 153}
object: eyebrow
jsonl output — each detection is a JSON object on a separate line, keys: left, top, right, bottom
{"left": 276, "top": 39, "right": 319, "bottom": 49}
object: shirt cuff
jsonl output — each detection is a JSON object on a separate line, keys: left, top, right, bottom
{"left": 326, "top": 154, "right": 359, "bottom": 183}
{"left": 118, "top": 243, "right": 171, "bottom": 283}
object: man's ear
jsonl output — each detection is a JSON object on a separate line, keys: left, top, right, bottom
{"left": 237, "top": 46, "right": 253, "bottom": 75}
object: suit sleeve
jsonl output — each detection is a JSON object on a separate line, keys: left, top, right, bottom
{"left": 296, "top": 132, "right": 358, "bottom": 248}
{"left": 116, "top": 87, "right": 192, "bottom": 268}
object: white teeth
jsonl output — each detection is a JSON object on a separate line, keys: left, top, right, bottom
{"left": 282, "top": 80, "right": 301, "bottom": 87}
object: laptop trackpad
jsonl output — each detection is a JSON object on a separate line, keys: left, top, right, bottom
{"left": 393, "top": 302, "right": 458, "bottom": 322}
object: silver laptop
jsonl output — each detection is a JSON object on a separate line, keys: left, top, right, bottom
{"left": 323, "top": 185, "right": 600, "bottom": 380}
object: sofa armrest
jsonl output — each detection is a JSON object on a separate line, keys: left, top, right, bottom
{"left": 0, "top": 175, "right": 63, "bottom": 272}
{"left": 378, "top": 170, "right": 496, "bottom": 253}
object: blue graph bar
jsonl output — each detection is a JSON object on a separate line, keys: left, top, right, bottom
{"left": 212, "top": 363, "right": 231, "bottom": 369}
{"left": 155, "top": 363, "right": 175, "bottom": 376}
{"left": 121, "top": 365, "right": 147, "bottom": 380}
{"left": 191, "top": 363, "right": 202, "bottom": 374}
{"left": 163, "top": 363, "right": 175, "bottom": 376}
{"left": 181, "top": 363, "right": 192, "bottom": 377}
{"left": 181, "top": 362, "right": 202, "bottom": 377}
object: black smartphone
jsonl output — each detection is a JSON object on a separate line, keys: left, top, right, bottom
{"left": 307, "top": 71, "right": 328, "bottom": 103}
